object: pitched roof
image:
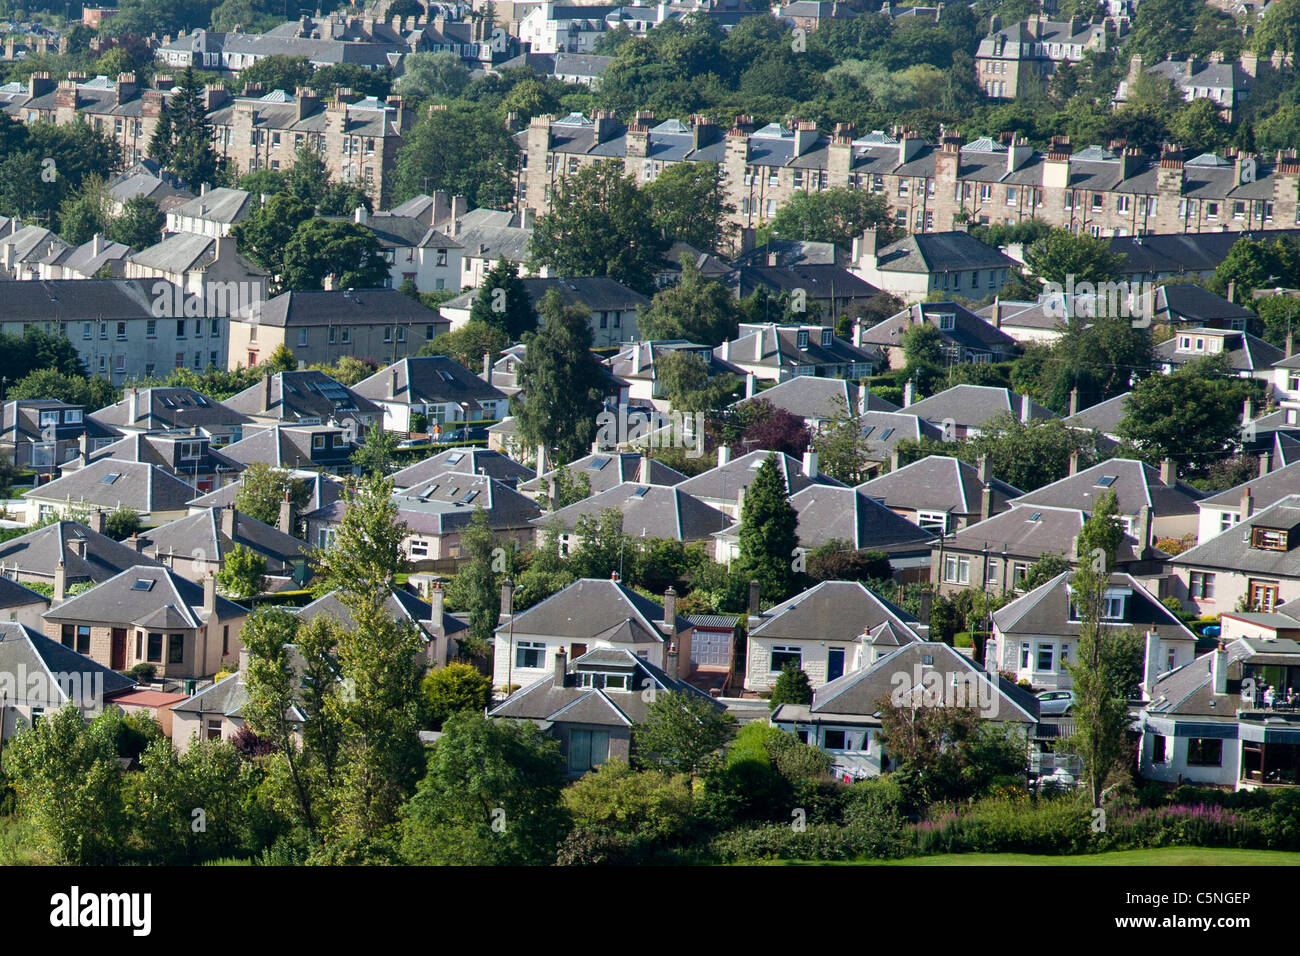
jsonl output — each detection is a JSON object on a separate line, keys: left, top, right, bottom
{"left": 391, "top": 448, "right": 535, "bottom": 489}
{"left": 902, "top": 384, "right": 1057, "bottom": 430}
{"left": 734, "top": 377, "right": 898, "bottom": 421}
{"left": 538, "top": 482, "right": 730, "bottom": 542}
{"left": 91, "top": 387, "right": 250, "bottom": 432}
{"left": 223, "top": 370, "right": 381, "bottom": 424}
{"left": 1011, "top": 458, "right": 1204, "bottom": 517}
{"left": 1063, "top": 391, "right": 1130, "bottom": 435}
{"left": 943, "top": 504, "right": 1157, "bottom": 562}
{"left": 869, "top": 230, "right": 1018, "bottom": 274}
{"left": 992, "top": 570, "right": 1197, "bottom": 640}
{"left": 519, "top": 451, "right": 687, "bottom": 496}
{"left": 351, "top": 355, "right": 506, "bottom": 412}
{"left": 253, "top": 288, "right": 442, "bottom": 327}
{"left": 497, "top": 577, "right": 687, "bottom": 641}
{"left": 751, "top": 580, "right": 922, "bottom": 644}
{"left": 43, "top": 564, "right": 246, "bottom": 628}
{"left": 677, "top": 449, "right": 843, "bottom": 503}
{"left": 295, "top": 588, "right": 467, "bottom": 639}
{"left": 1171, "top": 495, "right": 1300, "bottom": 575}
{"left": 856, "top": 455, "right": 1022, "bottom": 515}
{"left": 859, "top": 303, "right": 1021, "bottom": 357}
{"left": 139, "top": 506, "right": 306, "bottom": 574}
{"left": 25, "top": 458, "right": 197, "bottom": 514}
{"left": 0, "top": 621, "right": 135, "bottom": 705}
{"left": 0, "top": 521, "right": 159, "bottom": 584}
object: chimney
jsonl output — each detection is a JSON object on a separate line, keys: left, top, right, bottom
{"left": 128, "top": 386, "right": 139, "bottom": 423}
{"left": 429, "top": 581, "right": 445, "bottom": 622}
{"left": 1259, "top": 451, "right": 1271, "bottom": 478}
{"left": 1068, "top": 387, "right": 1079, "bottom": 417}
{"left": 802, "top": 450, "right": 818, "bottom": 477}
{"left": 1243, "top": 397, "right": 1254, "bottom": 425}
{"left": 1137, "top": 504, "right": 1151, "bottom": 550}
{"left": 278, "top": 492, "right": 294, "bottom": 535}
{"left": 128, "top": 534, "right": 145, "bottom": 553}
{"left": 852, "top": 319, "right": 864, "bottom": 349}
{"left": 747, "top": 579, "right": 761, "bottom": 618}
{"left": 553, "top": 647, "right": 567, "bottom": 685}
{"left": 53, "top": 561, "right": 66, "bottom": 603}
{"left": 903, "top": 378, "right": 914, "bottom": 408}
{"left": 536, "top": 444, "right": 547, "bottom": 477}
{"left": 662, "top": 586, "right": 677, "bottom": 633}
{"left": 1160, "top": 458, "right": 1176, "bottom": 485}
{"left": 499, "top": 578, "right": 515, "bottom": 624}
{"left": 482, "top": 351, "right": 492, "bottom": 381}
{"left": 79, "top": 432, "right": 89, "bottom": 465}
{"left": 1069, "top": 450, "right": 1080, "bottom": 476}
{"left": 262, "top": 372, "right": 274, "bottom": 410}
{"left": 976, "top": 454, "right": 990, "bottom": 484}
{"left": 1227, "top": 279, "right": 1236, "bottom": 304}
{"left": 1241, "top": 485, "right": 1254, "bottom": 519}
{"left": 639, "top": 454, "right": 653, "bottom": 483}
{"left": 1142, "top": 628, "right": 1163, "bottom": 699}
{"left": 991, "top": 297, "right": 1001, "bottom": 329}
{"left": 1020, "top": 392, "right": 1032, "bottom": 423}
{"left": 69, "top": 536, "right": 86, "bottom": 560}
{"left": 353, "top": 205, "right": 368, "bottom": 226}
{"left": 889, "top": 449, "right": 901, "bottom": 472}
{"left": 717, "top": 445, "right": 731, "bottom": 467}
{"left": 632, "top": 344, "right": 643, "bottom": 374}
{"left": 203, "top": 573, "right": 217, "bottom": 616}
{"left": 221, "top": 503, "right": 236, "bottom": 540}
{"left": 89, "top": 508, "right": 106, "bottom": 534}
{"left": 852, "top": 227, "right": 880, "bottom": 267}
{"left": 745, "top": 372, "right": 756, "bottom": 399}
{"left": 980, "top": 482, "right": 993, "bottom": 522}
{"left": 1212, "top": 643, "right": 1229, "bottom": 695}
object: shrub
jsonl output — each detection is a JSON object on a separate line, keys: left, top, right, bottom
{"left": 911, "top": 794, "right": 1093, "bottom": 856}
{"left": 127, "top": 663, "right": 156, "bottom": 682}
{"left": 710, "top": 821, "right": 909, "bottom": 863}
{"left": 560, "top": 758, "right": 694, "bottom": 841}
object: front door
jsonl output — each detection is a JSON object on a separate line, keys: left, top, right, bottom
{"left": 827, "top": 647, "right": 845, "bottom": 682}
{"left": 110, "top": 628, "right": 127, "bottom": 671}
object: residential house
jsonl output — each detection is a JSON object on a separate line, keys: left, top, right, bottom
{"left": 0, "top": 225, "right": 69, "bottom": 280}
{"left": 1117, "top": 53, "right": 1257, "bottom": 121}
{"left": 436, "top": 206, "right": 539, "bottom": 289}
{"left": 716, "top": 323, "right": 881, "bottom": 383}
{"left": 391, "top": 447, "right": 536, "bottom": 490}
{"left": 973, "top": 298, "right": 1066, "bottom": 344}
{"left": 90, "top": 387, "right": 251, "bottom": 446}
{"left": 124, "top": 233, "right": 269, "bottom": 323}
{"left": 856, "top": 454, "right": 1023, "bottom": 534}
{"left": 0, "top": 517, "right": 159, "bottom": 588}
{"left": 858, "top": 411, "right": 944, "bottom": 470}
{"left": 1062, "top": 391, "right": 1131, "bottom": 443}
{"left": 537, "top": 482, "right": 730, "bottom": 551}
{"left": 900, "top": 384, "right": 1057, "bottom": 439}
{"left": 42, "top": 565, "right": 248, "bottom": 679}
{"left": 139, "top": 505, "right": 310, "bottom": 590}
{"left": 1155, "top": 326, "right": 1283, "bottom": 382}
{"left": 351, "top": 355, "right": 509, "bottom": 432}
{"left": 353, "top": 205, "right": 463, "bottom": 292}
{"left": 723, "top": 262, "right": 885, "bottom": 324}
{"left": 976, "top": 15, "right": 1118, "bottom": 99}
{"left": 37, "top": 234, "right": 132, "bottom": 280}
{"left": 225, "top": 288, "right": 449, "bottom": 371}
{"left": 519, "top": 450, "right": 688, "bottom": 502}
{"left": 187, "top": 468, "right": 345, "bottom": 519}
{"left": 0, "top": 400, "right": 91, "bottom": 480}
{"left": 851, "top": 228, "right": 1018, "bottom": 303}
{"left": 24, "top": 458, "right": 197, "bottom": 526}
{"left": 1170, "top": 495, "right": 1300, "bottom": 614}
{"left": 1151, "top": 283, "right": 1262, "bottom": 335}
{"left": 607, "top": 340, "right": 740, "bottom": 410}
{"left": 222, "top": 370, "right": 381, "bottom": 430}
{"left": 989, "top": 571, "right": 1198, "bottom": 690}
{"left": 731, "top": 375, "right": 898, "bottom": 432}
{"left": 1194, "top": 461, "right": 1300, "bottom": 543}
{"left": 79, "top": 431, "right": 246, "bottom": 494}
{"left": 0, "top": 577, "right": 51, "bottom": 628}
{"left": 221, "top": 423, "right": 360, "bottom": 476}
{"left": 297, "top": 587, "right": 468, "bottom": 669}
{"left": 677, "top": 448, "right": 842, "bottom": 519}
{"left": 164, "top": 187, "right": 255, "bottom": 237}
{"left": 169, "top": 649, "right": 300, "bottom": 751}
{"left": 858, "top": 303, "right": 1022, "bottom": 371}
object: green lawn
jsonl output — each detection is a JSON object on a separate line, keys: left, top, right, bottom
{"left": 769, "top": 847, "right": 1300, "bottom": 866}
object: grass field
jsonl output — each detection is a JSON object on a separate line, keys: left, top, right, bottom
{"left": 768, "top": 847, "right": 1300, "bottom": 866}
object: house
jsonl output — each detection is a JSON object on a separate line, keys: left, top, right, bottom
{"left": 0, "top": 622, "right": 137, "bottom": 737}
{"left": 976, "top": 15, "right": 1118, "bottom": 99}
{"left": 225, "top": 288, "right": 449, "bottom": 371}
{"left": 900, "top": 384, "right": 1057, "bottom": 439}
{"left": 1194, "top": 461, "right": 1300, "bottom": 543}
{"left": 723, "top": 263, "right": 885, "bottom": 324}
{"left": 858, "top": 303, "right": 1022, "bottom": 370}
{"left": 1062, "top": 391, "right": 1130, "bottom": 442}
{"left": 731, "top": 376, "right": 899, "bottom": 431}
{"left": 351, "top": 355, "right": 509, "bottom": 432}
{"left": 856, "top": 455, "right": 1022, "bottom": 534}
{"left": 391, "top": 447, "right": 535, "bottom": 490}
{"left": 222, "top": 370, "right": 381, "bottom": 430}
{"left": 41, "top": 565, "right": 248, "bottom": 680}
{"left": 1151, "top": 283, "right": 1261, "bottom": 335}
{"left": 932, "top": 504, "right": 1169, "bottom": 597}
{"left": 79, "top": 431, "right": 245, "bottom": 494}
{"left": 519, "top": 451, "right": 687, "bottom": 500}
{"left": 1117, "top": 53, "right": 1257, "bottom": 121}
{"left": 489, "top": 646, "right": 723, "bottom": 775}
{"left": 677, "top": 448, "right": 842, "bottom": 519}
{"left": 744, "top": 579, "right": 925, "bottom": 693}
{"left": 305, "top": 472, "right": 541, "bottom": 558}
{"left": 170, "top": 649, "right": 301, "bottom": 752}
{"left": 0, "top": 517, "right": 158, "bottom": 588}
{"left": 220, "top": 423, "right": 359, "bottom": 476}
{"left": 90, "top": 386, "right": 251, "bottom": 446}
{"left": 989, "top": 571, "right": 1198, "bottom": 690}
{"left": 517, "top": 4, "right": 621, "bottom": 54}
{"left": 771, "top": 640, "right": 1039, "bottom": 779}
{"left": 24, "top": 458, "right": 197, "bottom": 526}
{"left": 1137, "top": 635, "right": 1300, "bottom": 789}
{"left": 521, "top": 276, "right": 647, "bottom": 349}
{"left": 138, "top": 505, "right": 310, "bottom": 590}
{"left": 537, "top": 482, "right": 730, "bottom": 550}
{"left": 37, "top": 233, "right": 132, "bottom": 280}
{"left": 850, "top": 228, "right": 1018, "bottom": 304}
{"left": 164, "top": 187, "right": 255, "bottom": 237}
{"left": 607, "top": 340, "right": 739, "bottom": 410}
{"left": 435, "top": 205, "right": 540, "bottom": 289}
{"left": 187, "top": 467, "right": 345, "bottom": 519}
{"left": 124, "top": 233, "right": 269, "bottom": 317}
{"left": 1155, "top": 326, "right": 1283, "bottom": 382}
{"left": 1008, "top": 458, "right": 1205, "bottom": 543}
{"left": 491, "top": 576, "right": 693, "bottom": 693}
{"left": 1170, "top": 495, "right": 1300, "bottom": 614}
{"left": 0, "top": 400, "right": 92, "bottom": 480}
{"left": 105, "top": 160, "right": 195, "bottom": 217}
{"left": 713, "top": 485, "right": 937, "bottom": 576}
{"left": 715, "top": 323, "right": 881, "bottom": 383}
{"left": 973, "top": 298, "right": 1066, "bottom": 344}
{"left": 0, "top": 577, "right": 51, "bottom": 628}
{"left": 110, "top": 689, "right": 191, "bottom": 739}
{"left": 296, "top": 587, "right": 468, "bottom": 669}
{"left": 352, "top": 206, "right": 463, "bottom": 293}
{"left": 0, "top": 224, "right": 69, "bottom": 279}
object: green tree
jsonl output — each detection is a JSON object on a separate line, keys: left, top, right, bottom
{"left": 235, "top": 462, "right": 310, "bottom": 529}
{"left": 765, "top": 187, "right": 899, "bottom": 248}
{"left": 58, "top": 174, "right": 111, "bottom": 245}
{"left": 730, "top": 453, "right": 800, "bottom": 604}
{"left": 812, "top": 395, "right": 872, "bottom": 484}
{"left": 638, "top": 259, "right": 742, "bottom": 346}
{"left": 395, "top": 51, "right": 472, "bottom": 102}
{"left": 10, "top": 369, "right": 117, "bottom": 410}
{"left": 148, "top": 66, "right": 222, "bottom": 188}
{"left": 633, "top": 690, "right": 735, "bottom": 775}
{"left": 393, "top": 103, "right": 518, "bottom": 209}
{"left": 443, "top": 507, "right": 499, "bottom": 658}
{"left": 1024, "top": 228, "right": 1127, "bottom": 287}
{"left": 1019, "top": 552, "right": 1071, "bottom": 592}
{"left": 513, "top": 289, "right": 607, "bottom": 463}
{"left": 528, "top": 159, "right": 667, "bottom": 295}
{"left": 769, "top": 663, "right": 813, "bottom": 711}
{"left": 215, "top": 542, "right": 268, "bottom": 599}
{"left": 645, "top": 161, "right": 735, "bottom": 254}
{"left": 420, "top": 318, "right": 509, "bottom": 370}
{"left": 351, "top": 426, "right": 400, "bottom": 477}
{"left": 468, "top": 258, "right": 536, "bottom": 340}
{"left": 107, "top": 195, "right": 165, "bottom": 250}
{"left": 561, "top": 757, "right": 694, "bottom": 841}
{"left": 420, "top": 662, "right": 493, "bottom": 729}
{"left": 400, "top": 712, "right": 568, "bottom": 865}
{"left": 280, "top": 218, "right": 390, "bottom": 292}
{"left": 230, "top": 192, "right": 314, "bottom": 276}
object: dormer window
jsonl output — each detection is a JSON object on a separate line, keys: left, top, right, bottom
{"left": 938, "top": 313, "right": 956, "bottom": 331}
{"left": 821, "top": 328, "right": 833, "bottom": 347}
{"left": 797, "top": 330, "right": 809, "bottom": 349}
{"left": 1251, "top": 526, "right": 1290, "bottom": 551}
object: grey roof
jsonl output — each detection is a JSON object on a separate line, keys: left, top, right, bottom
{"left": 92, "top": 387, "right": 250, "bottom": 432}
{"left": 870, "top": 230, "right": 1018, "bottom": 274}
{"left": 170, "top": 187, "right": 253, "bottom": 225}
{"left": 442, "top": 207, "right": 532, "bottom": 263}
{"left": 496, "top": 577, "right": 688, "bottom": 641}
{"left": 1156, "top": 328, "right": 1284, "bottom": 374}
{"left": 219, "top": 424, "right": 357, "bottom": 469}
{"left": 0, "top": 576, "right": 49, "bottom": 610}
{"left": 519, "top": 276, "right": 651, "bottom": 312}
{"left": 352, "top": 355, "right": 506, "bottom": 413}
{"left": 519, "top": 451, "right": 687, "bottom": 496}
{"left": 717, "top": 485, "right": 937, "bottom": 553}
{"left": 489, "top": 647, "right": 720, "bottom": 725}
{"left": 1011, "top": 458, "right": 1204, "bottom": 517}
{"left": 139, "top": 506, "right": 306, "bottom": 575}
{"left": 537, "top": 482, "right": 730, "bottom": 542}
{"left": 1063, "top": 392, "right": 1131, "bottom": 435}
{"left": 858, "top": 411, "right": 944, "bottom": 462}
{"left": 58, "top": 234, "right": 131, "bottom": 275}
{"left": 26, "top": 458, "right": 197, "bottom": 514}
{"left": 128, "top": 232, "right": 266, "bottom": 277}
{"left": 296, "top": 588, "right": 467, "bottom": 640}
{"left": 717, "top": 323, "right": 880, "bottom": 372}
{"left": 552, "top": 52, "right": 614, "bottom": 77}
{"left": 224, "top": 370, "right": 381, "bottom": 424}
{"left": 391, "top": 448, "right": 535, "bottom": 489}
{"left": 43, "top": 564, "right": 246, "bottom": 628}
{"left": 750, "top": 580, "right": 922, "bottom": 645}
{"left": 992, "top": 570, "right": 1197, "bottom": 640}
{"left": 1153, "top": 284, "right": 1259, "bottom": 326}
{"left": 0, "top": 278, "right": 160, "bottom": 321}
{"left": 1171, "top": 495, "right": 1300, "bottom": 575}
{"left": 1202, "top": 460, "right": 1300, "bottom": 509}
{"left": 0, "top": 225, "right": 68, "bottom": 265}
{"left": 0, "top": 622, "right": 135, "bottom": 706}
{"left": 254, "top": 288, "right": 442, "bottom": 327}
{"left": 856, "top": 455, "right": 1022, "bottom": 516}
{"left": 84, "top": 432, "right": 246, "bottom": 481}
{"left": 734, "top": 377, "right": 897, "bottom": 422}
{"left": 902, "top": 384, "right": 1057, "bottom": 431}
{"left": 973, "top": 299, "right": 1064, "bottom": 333}
{"left": 859, "top": 303, "right": 1022, "bottom": 359}
{"left": 677, "top": 449, "right": 843, "bottom": 504}
{"left": 188, "top": 468, "right": 344, "bottom": 513}
{"left": 943, "top": 504, "right": 1160, "bottom": 563}
{"left": 382, "top": 473, "right": 542, "bottom": 534}
{"left": 0, "top": 521, "right": 159, "bottom": 584}
{"left": 1144, "top": 637, "right": 1300, "bottom": 718}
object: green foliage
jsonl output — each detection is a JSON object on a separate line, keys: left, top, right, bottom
{"left": 632, "top": 690, "right": 735, "bottom": 775}
{"left": 350, "top": 427, "right": 400, "bottom": 477}
{"left": 561, "top": 757, "right": 694, "bottom": 841}
{"left": 645, "top": 161, "right": 734, "bottom": 254}
{"left": 395, "top": 51, "right": 472, "bottom": 103}
{"left": 10, "top": 368, "right": 118, "bottom": 409}
{"left": 393, "top": 102, "right": 518, "bottom": 210}
{"left": 148, "top": 66, "right": 222, "bottom": 188}
{"left": 103, "top": 506, "right": 141, "bottom": 542}
{"left": 235, "top": 462, "right": 310, "bottom": 531}
{"left": 215, "top": 542, "right": 268, "bottom": 600}
{"left": 420, "top": 662, "right": 492, "bottom": 730}
{"left": 730, "top": 453, "right": 800, "bottom": 604}
{"left": 420, "top": 319, "right": 510, "bottom": 370}
{"left": 468, "top": 258, "right": 537, "bottom": 340}
{"left": 769, "top": 663, "right": 813, "bottom": 710}
{"left": 766, "top": 187, "right": 899, "bottom": 248}
{"left": 443, "top": 508, "right": 500, "bottom": 653}
{"left": 279, "top": 218, "right": 390, "bottom": 293}
{"left": 1023, "top": 228, "right": 1127, "bottom": 287}
{"left": 640, "top": 259, "right": 743, "bottom": 347}
{"left": 812, "top": 394, "right": 872, "bottom": 484}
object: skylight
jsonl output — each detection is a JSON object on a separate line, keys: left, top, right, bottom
{"left": 101, "top": 473, "right": 120, "bottom": 484}
{"left": 633, "top": 486, "right": 650, "bottom": 497}
{"left": 1096, "top": 475, "right": 1117, "bottom": 487}
{"left": 131, "top": 578, "right": 154, "bottom": 591}
{"left": 589, "top": 456, "right": 611, "bottom": 469}
{"left": 446, "top": 452, "right": 464, "bottom": 465}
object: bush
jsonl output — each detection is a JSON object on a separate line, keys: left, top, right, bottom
{"left": 911, "top": 794, "right": 1093, "bottom": 856}
{"left": 769, "top": 664, "right": 812, "bottom": 710}
{"left": 127, "top": 663, "right": 156, "bottom": 682}
{"left": 710, "top": 821, "right": 909, "bottom": 863}
{"left": 560, "top": 758, "right": 694, "bottom": 842}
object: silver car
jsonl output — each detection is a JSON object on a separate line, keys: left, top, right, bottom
{"left": 1036, "top": 689, "right": 1075, "bottom": 716}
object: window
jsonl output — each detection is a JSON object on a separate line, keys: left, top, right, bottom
{"left": 312, "top": 435, "right": 326, "bottom": 451}
{"left": 116, "top": 321, "right": 127, "bottom": 340}
{"left": 515, "top": 641, "right": 545, "bottom": 669}
{"left": 1036, "top": 643, "right": 1054, "bottom": 671}
{"left": 1020, "top": 643, "right": 1031, "bottom": 669}
{"left": 568, "top": 728, "right": 610, "bottom": 772}
{"left": 916, "top": 510, "right": 947, "bottom": 534}
{"left": 205, "top": 718, "right": 222, "bottom": 741}
{"left": 298, "top": 328, "right": 308, "bottom": 347}
{"left": 938, "top": 312, "right": 956, "bottom": 331}
{"left": 1189, "top": 571, "right": 1215, "bottom": 601}
{"left": 1249, "top": 580, "right": 1280, "bottom": 611}
{"left": 1251, "top": 527, "right": 1289, "bottom": 551}
{"left": 943, "top": 553, "right": 970, "bottom": 584}
{"left": 823, "top": 729, "right": 847, "bottom": 750}
{"left": 1152, "top": 734, "right": 1167, "bottom": 764}
{"left": 770, "top": 645, "right": 802, "bottom": 673}
{"left": 146, "top": 319, "right": 157, "bottom": 339}
{"left": 1187, "top": 737, "right": 1223, "bottom": 766}
{"left": 147, "top": 632, "right": 163, "bottom": 663}
{"left": 168, "top": 634, "right": 184, "bottom": 665}
{"left": 341, "top": 327, "right": 351, "bottom": 344}
{"left": 383, "top": 327, "right": 393, "bottom": 343}
{"left": 1102, "top": 593, "right": 1127, "bottom": 620}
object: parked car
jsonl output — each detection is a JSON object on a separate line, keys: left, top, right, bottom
{"left": 1036, "top": 689, "right": 1075, "bottom": 716}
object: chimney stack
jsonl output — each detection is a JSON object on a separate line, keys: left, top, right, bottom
{"left": 1259, "top": 451, "right": 1271, "bottom": 477}
{"left": 1068, "top": 387, "right": 1079, "bottom": 417}
{"left": 53, "top": 560, "right": 66, "bottom": 603}
{"left": 429, "top": 581, "right": 445, "bottom": 622}
{"left": 554, "top": 647, "right": 567, "bottom": 685}
{"left": 903, "top": 378, "right": 914, "bottom": 408}
{"left": 1142, "top": 628, "right": 1163, "bottom": 699}
{"left": 747, "top": 579, "right": 761, "bottom": 619}
{"left": 1137, "top": 504, "right": 1151, "bottom": 550}
{"left": 1241, "top": 485, "right": 1254, "bottom": 519}
{"left": 662, "top": 586, "right": 677, "bottom": 634}
{"left": 980, "top": 482, "right": 993, "bottom": 522}
{"left": 499, "top": 578, "right": 515, "bottom": 624}
{"left": 976, "top": 454, "right": 990, "bottom": 484}
{"left": 1212, "top": 643, "right": 1229, "bottom": 695}
{"left": 1020, "top": 392, "right": 1032, "bottom": 423}
{"left": 220, "top": 502, "right": 236, "bottom": 540}
{"left": 802, "top": 450, "right": 818, "bottom": 477}
{"left": 89, "top": 508, "right": 106, "bottom": 534}
{"left": 745, "top": 372, "right": 756, "bottom": 399}
{"left": 1160, "top": 458, "right": 1176, "bottom": 485}
{"left": 1069, "top": 450, "right": 1080, "bottom": 475}
{"left": 203, "top": 573, "right": 217, "bottom": 616}
{"left": 717, "top": 445, "right": 731, "bottom": 467}
{"left": 278, "top": 491, "right": 295, "bottom": 535}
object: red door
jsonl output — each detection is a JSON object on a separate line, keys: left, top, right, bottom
{"left": 111, "top": 628, "right": 127, "bottom": 671}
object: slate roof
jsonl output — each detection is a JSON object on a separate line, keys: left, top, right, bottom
{"left": 750, "top": 580, "right": 923, "bottom": 645}
{"left": 0, "top": 621, "right": 135, "bottom": 705}
{"left": 0, "top": 521, "right": 159, "bottom": 584}
{"left": 734, "top": 377, "right": 898, "bottom": 421}
{"left": 219, "top": 424, "right": 355, "bottom": 469}
{"left": 442, "top": 207, "right": 532, "bottom": 263}
{"left": 0, "top": 576, "right": 48, "bottom": 610}
{"left": 1155, "top": 328, "right": 1284, "bottom": 374}
{"left": 1011, "top": 458, "right": 1204, "bottom": 517}
{"left": 717, "top": 323, "right": 881, "bottom": 372}
{"left": 169, "top": 187, "right": 253, "bottom": 225}
{"left": 139, "top": 506, "right": 306, "bottom": 575}
{"left": 1144, "top": 637, "right": 1300, "bottom": 718}
{"left": 384, "top": 472, "right": 542, "bottom": 534}
{"left": 26, "top": 458, "right": 197, "bottom": 514}
{"left": 0, "top": 278, "right": 160, "bottom": 321}
{"left": 43, "top": 564, "right": 246, "bottom": 628}
{"left": 992, "top": 570, "right": 1197, "bottom": 640}
{"left": 519, "top": 276, "right": 651, "bottom": 312}
{"left": 497, "top": 577, "right": 688, "bottom": 640}
{"left": 902, "top": 384, "right": 1058, "bottom": 431}
{"left": 352, "top": 355, "right": 506, "bottom": 413}
{"left": 859, "top": 303, "right": 1022, "bottom": 358}
{"left": 519, "top": 451, "right": 687, "bottom": 496}
{"left": 677, "top": 449, "right": 843, "bottom": 504}
{"left": 254, "top": 288, "right": 442, "bottom": 327}
{"left": 391, "top": 448, "right": 535, "bottom": 489}
{"left": 295, "top": 588, "right": 467, "bottom": 640}
{"left": 1063, "top": 392, "right": 1131, "bottom": 435}
{"left": 92, "top": 387, "right": 250, "bottom": 433}
{"left": 942, "top": 504, "right": 1159, "bottom": 562}
{"left": 717, "top": 485, "right": 937, "bottom": 553}
{"left": 223, "top": 370, "right": 381, "bottom": 424}
{"left": 856, "top": 455, "right": 1022, "bottom": 516}
{"left": 1171, "top": 495, "right": 1300, "bottom": 575}
{"left": 858, "top": 411, "right": 943, "bottom": 462}
{"left": 1201, "top": 460, "right": 1300, "bottom": 509}
{"left": 188, "top": 469, "right": 344, "bottom": 513}
{"left": 537, "top": 482, "right": 730, "bottom": 542}
{"left": 868, "top": 230, "right": 1018, "bottom": 274}
{"left": 1152, "top": 283, "right": 1259, "bottom": 326}
{"left": 129, "top": 232, "right": 266, "bottom": 278}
